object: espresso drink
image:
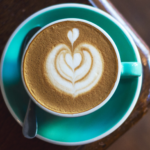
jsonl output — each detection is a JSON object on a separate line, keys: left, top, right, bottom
{"left": 23, "top": 21, "right": 118, "bottom": 114}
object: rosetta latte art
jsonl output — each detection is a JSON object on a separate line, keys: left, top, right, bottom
{"left": 45, "top": 28, "right": 104, "bottom": 97}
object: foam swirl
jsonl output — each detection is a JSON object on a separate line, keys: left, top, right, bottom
{"left": 45, "top": 28, "right": 103, "bottom": 97}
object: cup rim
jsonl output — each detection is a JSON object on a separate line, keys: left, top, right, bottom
{"left": 21, "top": 18, "right": 121, "bottom": 117}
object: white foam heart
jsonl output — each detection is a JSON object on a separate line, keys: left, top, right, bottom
{"left": 67, "top": 28, "right": 79, "bottom": 45}
{"left": 45, "top": 28, "right": 103, "bottom": 97}
{"left": 46, "top": 43, "right": 103, "bottom": 97}
{"left": 65, "top": 53, "right": 81, "bottom": 70}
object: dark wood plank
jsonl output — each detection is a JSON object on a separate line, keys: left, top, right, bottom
{"left": 112, "top": 0, "right": 150, "bottom": 47}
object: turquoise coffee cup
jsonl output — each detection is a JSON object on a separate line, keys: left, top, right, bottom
{"left": 21, "top": 18, "right": 142, "bottom": 117}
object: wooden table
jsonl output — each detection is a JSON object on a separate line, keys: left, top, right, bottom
{"left": 0, "top": 0, "right": 150, "bottom": 150}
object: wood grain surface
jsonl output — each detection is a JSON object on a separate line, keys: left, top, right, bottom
{"left": 0, "top": 0, "right": 150, "bottom": 150}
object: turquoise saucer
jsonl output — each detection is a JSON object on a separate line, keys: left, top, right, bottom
{"left": 0, "top": 4, "right": 142, "bottom": 145}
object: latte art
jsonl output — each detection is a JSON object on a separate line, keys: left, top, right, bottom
{"left": 23, "top": 21, "right": 118, "bottom": 114}
{"left": 45, "top": 28, "right": 103, "bottom": 97}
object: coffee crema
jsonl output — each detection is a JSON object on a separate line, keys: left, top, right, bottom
{"left": 23, "top": 21, "right": 118, "bottom": 114}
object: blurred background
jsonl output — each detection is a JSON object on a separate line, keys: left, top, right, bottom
{"left": 1, "top": 0, "right": 150, "bottom": 150}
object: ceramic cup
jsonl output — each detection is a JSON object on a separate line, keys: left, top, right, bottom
{"left": 21, "top": 18, "right": 142, "bottom": 117}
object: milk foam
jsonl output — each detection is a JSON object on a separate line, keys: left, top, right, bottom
{"left": 67, "top": 28, "right": 79, "bottom": 46}
{"left": 45, "top": 28, "right": 103, "bottom": 97}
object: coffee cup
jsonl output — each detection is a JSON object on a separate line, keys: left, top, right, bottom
{"left": 21, "top": 18, "right": 142, "bottom": 117}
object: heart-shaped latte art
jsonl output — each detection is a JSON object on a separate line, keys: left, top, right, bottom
{"left": 67, "top": 28, "right": 79, "bottom": 45}
{"left": 45, "top": 28, "right": 103, "bottom": 97}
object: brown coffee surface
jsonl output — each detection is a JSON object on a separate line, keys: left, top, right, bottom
{"left": 23, "top": 21, "right": 118, "bottom": 114}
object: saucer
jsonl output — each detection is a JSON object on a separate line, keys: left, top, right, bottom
{"left": 0, "top": 4, "right": 142, "bottom": 146}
